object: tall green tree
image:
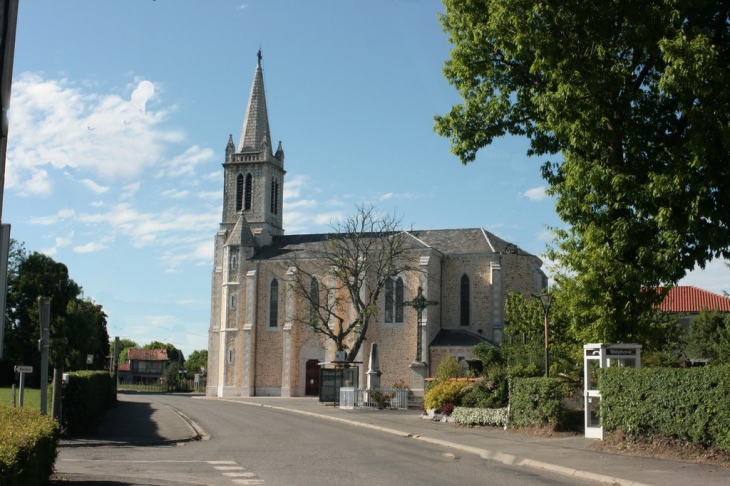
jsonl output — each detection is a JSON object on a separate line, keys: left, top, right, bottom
{"left": 436, "top": 0, "right": 730, "bottom": 343}
{"left": 116, "top": 338, "right": 139, "bottom": 365}
{"left": 688, "top": 308, "right": 730, "bottom": 363}
{"left": 184, "top": 349, "right": 207, "bottom": 377}
{"left": 64, "top": 299, "right": 110, "bottom": 371}
{"left": 5, "top": 250, "right": 81, "bottom": 386}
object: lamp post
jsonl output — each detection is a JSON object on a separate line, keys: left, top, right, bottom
{"left": 539, "top": 291, "right": 553, "bottom": 378}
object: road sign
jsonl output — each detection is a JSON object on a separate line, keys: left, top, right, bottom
{"left": 14, "top": 365, "right": 32, "bottom": 373}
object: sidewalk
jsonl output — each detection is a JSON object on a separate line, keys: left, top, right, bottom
{"left": 65, "top": 392, "right": 730, "bottom": 486}
{"left": 59, "top": 391, "right": 200, "bottom": 447}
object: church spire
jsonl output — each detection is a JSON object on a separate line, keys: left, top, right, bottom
{"left": 238, "top": 50, "right": 272, "bottom": 153}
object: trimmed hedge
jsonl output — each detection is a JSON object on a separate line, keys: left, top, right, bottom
{"left": 53, "top": 371, "right": 116, "bottom": 435}
{"left": 453, "top": 406, "right": 508, "bottom": 427}
{"left": 599, "top": 365, "right": 730, "bottom": 451}
{"left": 0, "top": 404, "right": 59, "bottom": 486}
{"left": 509, "top": 377, "right": 566, "bottom": 428}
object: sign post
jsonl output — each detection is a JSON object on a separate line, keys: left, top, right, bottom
{"left": 14, "top": 365, "right": 32, "bottom": 407}
{"left": 38, "top": 297, "right": 50, "bottom": 414}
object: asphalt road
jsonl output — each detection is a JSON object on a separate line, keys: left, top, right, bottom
{"left": 54, "top": 394, "right": 590, "bottom": 486}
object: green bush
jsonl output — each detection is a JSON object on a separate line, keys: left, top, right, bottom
{"left": 461, "top": 377, "right": 508, "bottom": 408}
{"left": 0, "top": 404, "right": 59, "bottom": 486}
{"left": 509, "top": 377, "right": 566, "bottom": 428}
{"left": 599, "top": 365, "right": 730, "bottom": 451}
{"left": 53, "top": 371, "right": 116, "bottom": 435}
{"left": 423, "top": 380, "right": 470, "bottom": 410}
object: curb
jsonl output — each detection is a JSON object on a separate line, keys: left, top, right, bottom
{"left": 220, "top": 399, "right": 653, "bottom": 486}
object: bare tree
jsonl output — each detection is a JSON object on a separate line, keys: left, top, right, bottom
{"left": 288, "top": 204, "right": 416, "bottom": 362}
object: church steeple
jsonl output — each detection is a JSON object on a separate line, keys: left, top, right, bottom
{"left": 238, "top": 50, "right": 272, "bottom": 154}
{"left": 220, "top": 50, "right": 286, "bottom": 240}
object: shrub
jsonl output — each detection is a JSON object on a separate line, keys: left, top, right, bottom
{"left": 0, "top": 404, "right": 59, "bottom": 486}
{"left": 461, "top": 376, "right": 508, "bottom": 408}
{"left": 423, "top": 380, "right": 470, "bottom": 410}
{"left": 435, "top": 356, "right": 464, "bottom": 380}
{"left": 53, "top": 371, "right": 116, "bottom": 435}
{"left": 599, "top": 365, "right": 730, "bottom": 451}
{"left": 441, "top": 402, "right": 455, "bottom": 416}
{"left": 453, "top": 406, "right": 509, "bottom": 427}
{"left": 509, "top": 377, "right": 566, "bottom": 428}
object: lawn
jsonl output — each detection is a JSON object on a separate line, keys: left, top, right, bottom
{"left": 0, "top": 387, "right": 44, "bottom": 410}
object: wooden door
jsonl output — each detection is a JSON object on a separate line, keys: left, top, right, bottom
{"left": 305, "top": 359, "right": 319, "bottom": 396}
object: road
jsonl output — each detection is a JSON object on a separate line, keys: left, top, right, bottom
{"left": 54, "top": 394, "right": 590, "bottom": 486}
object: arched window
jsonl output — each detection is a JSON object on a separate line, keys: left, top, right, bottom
{"left": 244, "top": 174, "right": 253, "bottom": 211}
{"left": 236, "top": 174, "right": 244, "bottom": 211}
{"left": 310, "top": 277, "right": 319, "bottom": 323}
{"left": 384, "top": 277, "right": 404, "bottom": 323}
{"left": 269, "top": 279, "right": 279, "bottom": 327}
{"left": 460, "top": 274, "right": 470, "bottom": 326}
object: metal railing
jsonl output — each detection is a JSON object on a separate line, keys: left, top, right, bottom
{"left": 351, "top": 388, "right": 409, "bottom": 410}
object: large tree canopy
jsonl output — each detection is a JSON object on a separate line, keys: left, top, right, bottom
{"left": 436, "top": 0, "right": 730, "bottom": 341}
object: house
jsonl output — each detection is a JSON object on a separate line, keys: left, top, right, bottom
{"left": 126, "top": 349, "right": 168, "bottom": 385}
{"left": 206, "top": 52, "right": 547, "bottom": 398}
{"left": 659, "top": 286, "right": 730, "bottom": 331}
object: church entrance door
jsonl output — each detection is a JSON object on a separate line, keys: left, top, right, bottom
{"left": 305, "top": 359, "right": 319, "bottom": 396}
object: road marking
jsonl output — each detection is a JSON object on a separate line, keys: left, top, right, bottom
{"left": 223, "top": 472, "right": 257, "bottom": 477}
{"left": 208, "top": 460, "right": 237, "bottom": 464}
{"left": 231, "top": 480, "right": 265, "bottom": 485}
{"left": 215, "top": 466, "right": 245, "bottom": 470}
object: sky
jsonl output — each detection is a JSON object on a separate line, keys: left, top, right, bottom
{"left": 3, "top": 0, "right": 728, "bottom": 359}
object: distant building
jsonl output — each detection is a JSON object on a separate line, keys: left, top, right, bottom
{"left": 207, "top": 53, "right": 547, "bottom": 398}
{"left": 126, "top": 349, "right": 168, "bottom": 385}
{"left": 660, "top": 285, "right": 730, "bottom": 332}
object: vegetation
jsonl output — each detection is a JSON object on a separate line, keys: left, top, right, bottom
{"left": 0, "top": 404, "right": 59, "bottom": 486}
{"left": 288, "top": 204, "right": 415, "bottom": 361}
{"left": 436, "top": 0, "right": 730, "bottom": 345}
{"left": 423, "top": 380, "right": 470, "bottom": 411}
{"left": 3, "top": 240, "right": 109, "bottom": 387}
{"left": 509, "top": 377, "right": 567, "bottom": 428}
{"left": 687, "top": 308, "right": 730, "bottom": 363}
{"left": 184, "top": 349, "right": 208, "bottom": 378}
{"left": 599, "top": 366, "right": 730, "bottom": 451}
{"left": 52, "top": 371, "right": 116, "bottom": 436}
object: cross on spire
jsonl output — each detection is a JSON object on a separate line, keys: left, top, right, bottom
{"left": 403, "top": 286, "right": 438, "bottom": 363}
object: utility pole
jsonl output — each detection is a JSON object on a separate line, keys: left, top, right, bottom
{"left": 38, "top": 297, "right": 50, "bottom": 414}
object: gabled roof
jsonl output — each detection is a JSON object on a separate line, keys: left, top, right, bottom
{"left": 118, "top": 363, "right": 130, "bottom": 372}
{"left": 128, "top": 349, "right": 168, "bottom": 362}
{"left": 249, "top": 228, "right": 538, "bottom": 261}
{"left": 659, "top": 286, "right": 730, "bottom": 313}
{"left": 226, "top": 212, "right": 256, "bottom": 248}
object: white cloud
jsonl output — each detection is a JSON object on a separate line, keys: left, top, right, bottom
{"left": 379, "top": 192, "right": 393, "bottom": 200}
{"left": 7, "top": 74, "right": 184, "bottom": 195}
{"left": 156, "top": 145, "right": 216, "bottom": 178}
{"left": 73, "top": 241, "right": 106, "bottom": 253}
{"left": 79, "top": 178, "right": 110, "bottom": 194}
{"left": 161, "top": 189, "right": 190, "bottom": 199}
{"left": 29, "top": 208, "right": 75, "bottom": 225}
{"left": 522, "top": 186, "right": 548, "bottom": 201}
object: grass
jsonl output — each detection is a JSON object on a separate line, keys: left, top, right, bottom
{"left": 0, "top": 387, "right": 44, "bottom": 411}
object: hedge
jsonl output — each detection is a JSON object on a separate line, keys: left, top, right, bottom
{"left": 52, "top": 371, "right": 116, "bottom": 435}
{"left": 0, "top": 404, "right": 59, "bottom": 486}
{"left": 423, "top": 380, "right": 471, "bottom": 410}
{"left": 599, "top": 365, "right": 730, "bottom": 451}
{"left": 453, "top": 406, "right": 508, "bottom": 427}
{"left": 509, "top": 377, "right": 566, "bottom": 428}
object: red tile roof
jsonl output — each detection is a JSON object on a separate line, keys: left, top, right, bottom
{"left": 117, "top": 363, "right": 130, "bottom": 372}
{"left": 660, "top": 286, "right": 730, "bottom": 313}
{"left": 128, "top": 349, "right": 169, "bottom": 361}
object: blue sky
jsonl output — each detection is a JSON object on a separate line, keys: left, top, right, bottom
{"left": 5, "top": 0, "right": 728, "bottom": 359}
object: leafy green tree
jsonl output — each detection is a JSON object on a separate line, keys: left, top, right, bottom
{"left": 688, "top": 308, "right": 730, "bottom": 363}
{"left": 163, "top": 361, "right": 181, "bottom": 390}
{"left": 436, "top": 0, "right": 730, "bottom": 343}
{"left": 184, "top": 349, "right": 207, "bottom": 378}
{"left": 116, "top": 338, "right": 139, "bottom": 365}
{"left": 64, "top": 299, "right": 110, "bottom": 371}
{"left": 5, "top": 251, "right": 81, "bottom": 386}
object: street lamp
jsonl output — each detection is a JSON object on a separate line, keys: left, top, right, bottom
{"left": 539, "top": 291, "right": 553, "bottom": 378}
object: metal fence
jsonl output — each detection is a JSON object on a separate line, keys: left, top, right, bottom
{"left": 351, "top": 388, "right": 409, "bottom": 410}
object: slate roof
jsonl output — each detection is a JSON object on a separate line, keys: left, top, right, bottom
{"left": 429, "top": 329, "right": 495, "bottom": 347}
{"left": 238, "top": 57, "right": 272, "bottom": 153}
{"left": 128, "top": 349, "right": 168, "bottom": 362}
{"left": 659, "top": 286, "right": 730, "bottom": 313}
{"left": 250, "top": 228, "right": 537, "bottom": 261}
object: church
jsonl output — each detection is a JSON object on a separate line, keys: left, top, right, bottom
{"left": 207, "top": 53, "right": 547, "bottom": 398}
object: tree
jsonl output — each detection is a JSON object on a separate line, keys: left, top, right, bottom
{"left": 163, "top": 361, "right": 181, "bottom": 390}
{"left": 288, "top": 204, "right": 415, "bottom": 362}
{"left": 688, "top": 308, "right": 730, "bottom": 363}
{"left": 184, "top": 349, "right": 207, "bottom": 378}
{"left": 64, "top": 299, "right": 110, "bottom": 371}
{"left": 435, "top": 1, "right": 730, "bottom": 343}
{"left": 4, "top": 250, "right": 81, "bottom": 386}
{"left": 116, "top": 338, "right": 139, "bottom": 365}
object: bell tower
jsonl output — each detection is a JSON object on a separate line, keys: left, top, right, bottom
{"left": 222, "top": 50, "right": 285, "bottom": 239}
